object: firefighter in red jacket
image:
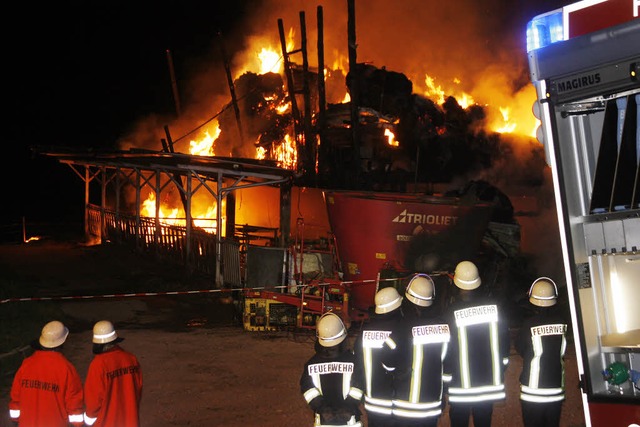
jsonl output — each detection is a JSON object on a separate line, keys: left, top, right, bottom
{"left": 300, "top": 312, "right": 364, "bottom": 426}
{"left": 9, "top": 320, "right": 84, "bottom": 427}
{"left": 443, "top": 261, "right": 510, "bottom": 427}
{"left": 83, "top": 320, "right": 143, "bottom": 427}
{"left": 515, "top": 277, "right": 568, "bottom": 427}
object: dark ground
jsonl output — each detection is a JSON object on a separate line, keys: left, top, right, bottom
{"left": 0, "top": 231, "right": 587, "bottom": 427}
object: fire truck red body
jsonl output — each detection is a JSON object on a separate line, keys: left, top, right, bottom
{"left": 527, "top": 0, "right": 640, "bottom": 424}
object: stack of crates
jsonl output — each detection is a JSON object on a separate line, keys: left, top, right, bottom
{"left": 243, "top": 297, "right": 298, "bottom": 331}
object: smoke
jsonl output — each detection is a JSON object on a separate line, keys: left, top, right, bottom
{"left": 248, "top": 0, "right": 532, "bottom": 97}
{"left": 118, "top": 0, "right": 537, "bottom": 153}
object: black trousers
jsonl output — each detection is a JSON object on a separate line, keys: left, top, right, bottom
{"left": 520, "top": 400, "right": 562, "bottom": 427}
{"left": 449, "top": 402, "right": 494, "bottom": 427}
{"left": 392, "top": 416, "right": 439, "bottom": 427}
{"left": 366, "top": 412, "right": 396, "bottom": 427}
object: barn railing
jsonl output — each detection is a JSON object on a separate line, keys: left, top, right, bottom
{"left": 86, "top": 204, "right": 241, "bottom": 284}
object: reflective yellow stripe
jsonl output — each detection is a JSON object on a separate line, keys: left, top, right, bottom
{"left": 490, "top": 321, "right": 501, "bottom": 386}
{"left": 304, "top": 387, "right": 321, "bottom": 403}
{"left": 521, "top": 385, "right": 564, "bottom": 395}
{"left": 530, "top": 334, "right": 542, "bottom": 388}
{"left": 448, "top": 391, "right": 506, "bottom": 402}
{"left": 459, "top": 325, "right": 470, "bottom": 388}
{"left": 410, "top": 344, "right": 423, "bottom": 402}
{"left": 364, "top": 347, "right": 373, "bottom": 395}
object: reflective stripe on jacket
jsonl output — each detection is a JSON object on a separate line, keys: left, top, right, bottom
{"left": 354, "top": 310, "right": 403, "bottom": 417}
{"left": 390, "top": 313, "right": 451, "bottom": 419}
{"left": 516, "top": 309, "right": 568, "bottom": 404}
{"left": 444, "top": 296, "right": 510, "bottom": 404}
{"left": 301, "top": 345, "right": 364, "bottom": 427}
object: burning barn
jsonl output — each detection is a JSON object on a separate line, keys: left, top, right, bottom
{"left": 33, "top": 1, "right": 545, "bottom": 324}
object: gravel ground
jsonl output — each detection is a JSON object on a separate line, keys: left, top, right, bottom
{"left": 0, "top": 238, "right": 587, "bottom": 427}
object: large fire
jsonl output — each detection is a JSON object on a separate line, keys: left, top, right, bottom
{"left": 135, "top": 1, "right": 542, "bottom": 236}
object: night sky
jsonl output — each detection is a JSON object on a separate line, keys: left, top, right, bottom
{"left": 2, "top": 0, "right": 568, "bottom": 227}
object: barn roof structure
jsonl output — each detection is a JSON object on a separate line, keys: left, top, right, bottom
{"left": 32, "top": 145, "right": 298, "bottom": 287}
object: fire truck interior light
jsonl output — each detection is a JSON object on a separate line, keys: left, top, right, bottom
{"left": 608, "top": 255, "right": 640, "bottom": 334}
{"left": 526, "top": 10, "right": 564, "bottom": 52}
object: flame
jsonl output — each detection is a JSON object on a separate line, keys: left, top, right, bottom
{"left": 272, "top": 134, "right": 298, "bottom": 169}
{"left": 330, "top": 53, "right": 349, "bottom": 72}
{"left": 142, "top": 192, "right": 179, "bottom": 224}
{"left": 494, "top": 107, "right": 517, "bottom": 134}
{"left": 419, "top": 73, "right": 538, "bottom": 136}
{"left": 189, "top": 123, "right": 221, "bottom": 156}
{"left": 235, "top": 28, "right": 296, "bottom": 77}
{"left": 141, "top": 190, "right": 226, "bottom": 235}
{"left": 423, "top": 74, "right": 446, "bottom": 105}
{"left": 384, "top": 128, "right": 398, "bottom": 146}
{"left": 258, "top": 48, "right": 282, "bottom": 74}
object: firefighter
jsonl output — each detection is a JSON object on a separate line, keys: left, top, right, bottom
{"left": 443, "top": 261, "right": 510, "bottom": 427}
{"left": 389, "top": 273, "right": 451, "bottom": 427}
{"left": 300, "top": 312, "right": 364, "bottom": 427}
{"left": 515, "top": 277, "right": 568, "bottom": 427}
{"left": 8, "top": 320, "right": 84, "bottom": 427}
{"left": 354, "top": 286, "right": 404, "bottom": 427}
{"left": 83, "top": 320, "right": 143, "bottom": 427}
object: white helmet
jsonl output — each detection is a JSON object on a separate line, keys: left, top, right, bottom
{"left": 453, "top": 261, "right": 481, "bottom": 290}
{"left": 375, "top": 287, "right": 403, "bottom": 314}
{"left": 529, "top": 277, "right": 558, "bottom": 307}
{"left": 405, "top": 274, "right": 435, "bottom": 307}
{"left": 39, "top": 321, "right": 69, "bottom": 349}
{"left": 92, "top": 320, "right": 119, "bottom": 344}
{"left": 316, "top": 312, "right": 347, "bottom": 347}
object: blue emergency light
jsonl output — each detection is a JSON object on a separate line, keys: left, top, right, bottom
{"left": 526, "top": 10, "right": 564, "bottom": 52}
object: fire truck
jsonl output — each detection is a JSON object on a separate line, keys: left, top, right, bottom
{"left": 526, "top": 0, "right": 640, "bottom": 425}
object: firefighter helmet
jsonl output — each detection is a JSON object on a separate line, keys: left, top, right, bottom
{"left": 374, "top": 286, "right": 403, "bottom": 314}
{"left": 405, "top": 274, "right": 435, "bottom": 307}
{"left": 528, "top": 277, "right": 558, "bottom": 307}
{"left": 92, "top": 320, "right": 119, "bottom": 344}
{"left": 316, "top": 312, "right": 347, "bottom": 347}
{"left": 39, "top": 320, "right": 69, "bottom": 349}
{"left": 453, "top": 261, "right": 481, "bottom": 290}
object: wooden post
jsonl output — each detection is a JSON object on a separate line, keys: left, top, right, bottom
{"left": 347, "top": 0, "right": 361, "bottom": 188}
{"left": 316, "top": 6, "right": 327, "bottom": 187}
{"left": 278, "top": 18, "right": 303, "bottom": 172}
{"left": 219, "top": 33, "right": 246, "bottom": 147}
{"left": 163, "top": 126, "right": 189, "bottom": 224}
{"left": 166, "top": 49, "right": 182, "bottom": 117}
{"left": 299, "top": 11, "right": 315, "bottom": 183}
